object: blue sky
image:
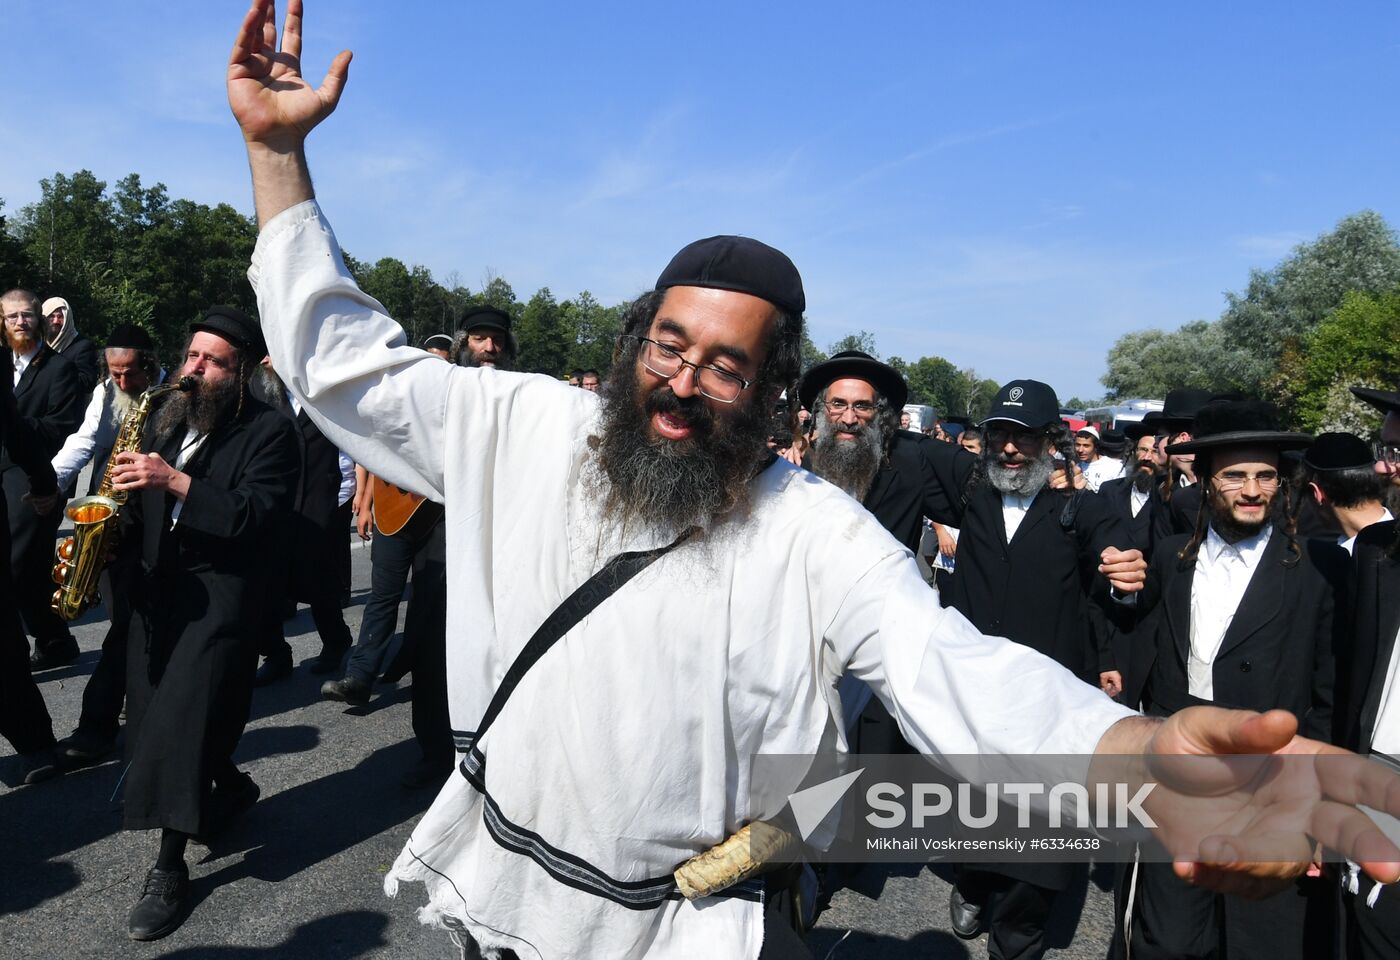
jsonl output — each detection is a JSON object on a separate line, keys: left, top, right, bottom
{"left": 3, "top": 1, "right": 1397, "bottom": 398}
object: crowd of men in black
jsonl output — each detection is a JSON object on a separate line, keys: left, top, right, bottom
{"left": 4, "top": 282, "right": 1400, "bottom": 959}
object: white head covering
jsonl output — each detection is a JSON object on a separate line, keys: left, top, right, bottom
{"left": 41, "top": 296, "right": 78, "bottom": 352}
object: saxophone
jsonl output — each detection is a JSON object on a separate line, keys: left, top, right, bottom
{"left": 50, "top": 376, "right": 196, "bottom": 620}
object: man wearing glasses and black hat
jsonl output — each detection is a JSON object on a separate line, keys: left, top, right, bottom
{"left": 1126, "top": 400, "right": 1348, "bottom": 960}
{"left": 105, "top": 306, "right": 298, "bottom": 940}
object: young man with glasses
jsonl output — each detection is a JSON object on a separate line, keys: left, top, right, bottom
{"left": 1125, "top": 400, "right": 1347, "bottom": 960}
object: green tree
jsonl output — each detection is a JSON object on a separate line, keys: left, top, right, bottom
{"left": 563, "top": 290, "right": 621, "bottom": 375}
{"left": 1279, "top": 290, "right": 1400, "bottom": 433}
{"left": 1100, "top": 321, "right": 1228, "bottom": 400}
{"left": 827, "top": 330, "right": 878, "bottom": 356}
{"left": 516, "top": 287, "right": 573, "bottom": 375}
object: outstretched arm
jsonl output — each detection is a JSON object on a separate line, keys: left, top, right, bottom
{"left": 228, "top": 0, "right": 351, "bottom": 225}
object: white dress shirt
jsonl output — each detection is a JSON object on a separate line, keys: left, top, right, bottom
{"left": 1002, "top": 491, "right": 1036, "bottom": 541}
{"left": 168, "top": 429, "right": 207, "bottom": 527}
{"left": 1189, "top": 524, "right": 1272, "bottom": 699}
{"left": 12, "top": 342, "right": 40, "bottom": 386}
{"left": 1339, "top": 509, "right": 1394, "bottom": 556}
{"left": 1129, "top": 485, "right": 1150, "bottom": 518}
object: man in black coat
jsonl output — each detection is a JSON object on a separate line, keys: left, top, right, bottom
{"left": 1124, "top": 400, "right": 1346, "bottom": 960}
{"left": 943, "top": 379, "right": 1146, "bottom": 960}
{"left": 107, "top": 306, "right": 297, "bottom": 941}
{"left": 1, "top": 288, "right": 85, "bottom": 669}
{"left": 1098, "top": 423, "right": 1161, "bottom": 557}
{"left": 0, "top": 344, "right": 62, "bottom": 783}
{"left": 42, "top": 296, "right": 101, "bottom": 393}
{"left": 247, "top": 358, "right": 354, "bottom": 684}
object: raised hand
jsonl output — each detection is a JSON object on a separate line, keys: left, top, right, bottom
{"left": 228, "top": 0, "right": 350, "bottom": 149}
{"left": 229, "top": 0, "right": 352, "bottom": 225}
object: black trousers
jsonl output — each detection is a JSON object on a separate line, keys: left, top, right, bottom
{"left": 407, "top": 521, "right": 450, "bottom": 764}
{"left": 72, "top": 568, "right": 132, "bottom": 743}
{"left": 2, "top": 465, "right": 74, "bottom": 650}
{"left": 258, "top": 505, "right": 354, "bottom": 661}
{"left": 0, "top": 495, "right": 55, "bottom": 754}
{"left": 957, "top": 868, "right": 1056, "bottom": 960}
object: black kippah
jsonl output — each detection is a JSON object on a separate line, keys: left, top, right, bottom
{"left": 655, "top": 236, "right": 805, "bottom": 315}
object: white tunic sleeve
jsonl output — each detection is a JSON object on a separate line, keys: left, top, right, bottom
{"left": 828, "top": 552, "right": 1137, "bottom": 760}
{"left": 248, "top": 200, "right": 457, "bottom": 501}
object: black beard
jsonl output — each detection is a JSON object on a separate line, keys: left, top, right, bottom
{"left": 1127, "top": 456, "right": 1158, "bottom": 494}
{"left": 593, "top": 366, "right": 771, "bottom": 534}
{"left": 152, "top": 375, "right": 239, "bottom": 439}
{"left": 810, "top": 415, "right": 885, "bottom": 501}
{"left": 1207, "top": 491, "right": 1272, "bottom": 543}
{"left": 984, "top": 449, "right": 1056, "bottom": 496}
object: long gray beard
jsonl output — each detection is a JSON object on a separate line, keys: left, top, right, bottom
{"left": 985, "top": 450, "right": 1056, "bottom": 497}
{"left": 809, "top": 416, "right": 885, "bottom": 501}
{"left": 254, "top": 364, "right": 289, "bottom": 411}
{"left": 108, "top": 386, "right": 138, "bottom": 430}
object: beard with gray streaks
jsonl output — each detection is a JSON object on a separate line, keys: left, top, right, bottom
{"left": 108, "top": 383, "right": 139, "bottom": 430}
{"left": 984, "top": 447, "right": 1057, "bottom": 497}
{"left": 591, "top": 362, "right": 772, "bottom": 535}
{"left": 809, "top": 412, "right": 886, "bottom": 501}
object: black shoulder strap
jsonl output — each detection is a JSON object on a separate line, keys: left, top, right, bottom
{"left": 466, "top": 527, "right": 695, "bottom": 754}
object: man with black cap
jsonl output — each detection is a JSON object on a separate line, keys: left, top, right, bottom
{"left": 422, "top": 333, "right": 453, "bottom": 360}
{"left": 1301, "top": 433, "right": 1392, "bottom": 555}
{"left": 1124, "top": 400, "right": 1347, "bottom": 960}
{"left": 942, "top": 378, "right": 1143, "bottom": 959}
{"left": 48, "top": 322, "right": 162, "bottom": 763}
{"left": 1, "top": 287, "right": 86, "bottom": 671}
{"left": 225, "top": 7, "right": 1400, "bottom": 956}
{"left": 105, "top": 305, "right": 297, "bottom": 940}
{"left": 451, "top": 305, "right": 516, "bottom": 369}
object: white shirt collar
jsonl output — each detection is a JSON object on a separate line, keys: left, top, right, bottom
{"left": 1202, "top": 522, "right": 1272, "bottom": 568}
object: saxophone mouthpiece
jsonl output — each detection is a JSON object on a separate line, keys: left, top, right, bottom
{"left": 176, "top": 375, "right": 197, "bottom": 391}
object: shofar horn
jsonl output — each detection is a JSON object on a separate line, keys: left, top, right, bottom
{"left": 673, "top": 819, "right": 799, "bottom": 900}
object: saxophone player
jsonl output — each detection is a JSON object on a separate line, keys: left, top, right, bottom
{"left": 105, "top": 306, "right": 298, "bottom": 942}
{"left": 51, "top": 324, "right": 161, "bottom": 765}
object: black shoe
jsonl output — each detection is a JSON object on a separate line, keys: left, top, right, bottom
{"left": 57, "top": 731, "right": 114, "bottom": 766}
{"left": 253, "top": 652, "right": 293, "bottom": 687}
{"left": 29, "top": 642, "right": 79, "bottom": 672}
{"left": 949, "top": 886, "right": 985, "bottom": 940}
{"left": 192, "top": 773, "right": 260, "bottom": 845}
{"left": 400, "top": 756, "right": 452, "bottom": 790}
{"left": 128, "top": 865, "right": 190, "bottom": 941}
{"left": 20, "top": 748, "right": 60, "bottom": 784}
{"left": 320, "top": 675, "right": 372, "bottom": 706}
{"left": 308, "top": 644, "right": 349, "bottom": 675}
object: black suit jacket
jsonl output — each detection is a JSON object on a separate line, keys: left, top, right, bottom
{"left": 1139, "top": 529, "right": 1346, "bottom": 741}
{"left": 0, "top": 347, "right": 58, "bottom": 497}
{"left": 1097, "top": 476, "right": 1155, "bottom": 556}
{"left": 945, "top": 483, "right": 1130, "bottom": 683}
{"left": 291, "top": 408, "right": 342, "bottom": 528}
{"left": 59, "top": 335, "right": 101, "bottom": 394}
{"left": 1335, "top": 520, "right": 1400, "bottom": 753}
{"left": 0, "top": 344, "right": 84, "bottom": 474}
{"left": 860, "top": 432, "right": 975, "bottom": 552}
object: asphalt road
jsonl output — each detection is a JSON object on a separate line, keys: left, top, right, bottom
{"left": 1, "top": 504, "right": 1117, "bottom": 959}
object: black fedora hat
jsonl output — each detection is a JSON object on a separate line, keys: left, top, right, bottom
{"left": 1156, "top": 388, "right": 1214, "bottom": 430}
{"left": 1350, "top": 385, "right": 1400, "bottom": 416}
{"left": 457, "top": 306, "right": 512, "bottom": 334}
{"left": 1121, "top": 411, "right": 1162, "bottom": 440}
{"left": 1302, "top": 432, "right": 1373, "bottom": 472}
{"left": 798, "top": 351, "right": 907, "bottom": 411}
{"left": 1166, "top": 400, "right": 1311, "bottom": 456}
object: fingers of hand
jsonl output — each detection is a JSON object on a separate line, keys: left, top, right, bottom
{"left": 1175, "top": 858, "right": 1299, "bottom": 899}
{"left": 1308, "top": 800, "right": 1400, "bottom": 882}
{"left": 282, "top": 0, "right": 303, "bottom": 58}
